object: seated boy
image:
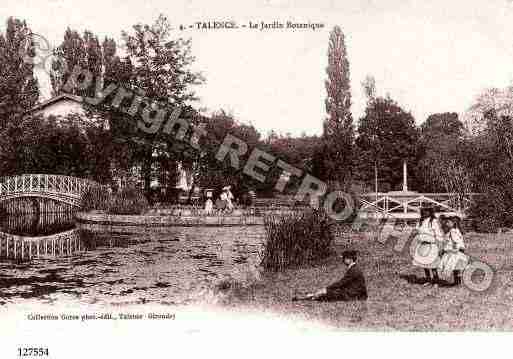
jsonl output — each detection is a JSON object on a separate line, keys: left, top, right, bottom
{"left": 293, "top": 250, "right": 368, "bottom": 302}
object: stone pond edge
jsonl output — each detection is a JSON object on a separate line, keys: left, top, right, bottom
{"left": 75, "top": 211, "right": 265, "bottom": 229}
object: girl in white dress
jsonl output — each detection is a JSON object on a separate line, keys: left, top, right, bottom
{"left": 226, "top": 186, "right": 235, "bottom": 211}
{"left": 204, "top": 190, "right": 214, "bottom": 215}
{"left": 412, "top": 207, "right": 443, "bottom": 286}
{"left": 439, "top": 216, "right": 468, "bottom": 285}
{"left": 221, "top": 186, "right": 234, "bottom": 212}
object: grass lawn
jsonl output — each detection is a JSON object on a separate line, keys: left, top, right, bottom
{"left": 225, "top": 230, "right": 513, "bottom": 331}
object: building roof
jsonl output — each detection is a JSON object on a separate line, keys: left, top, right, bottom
{"left": 25, "top": 93, "right": 84, "bottom": 116}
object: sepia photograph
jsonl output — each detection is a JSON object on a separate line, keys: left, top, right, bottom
{"left": 1, "top": 0, "right": 513, "bottom": 357}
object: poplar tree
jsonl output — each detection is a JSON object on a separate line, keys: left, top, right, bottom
{"left": 316, "top": 26, "right": 354, "bottom": 188}
{"left": 0, "top": 17, "right": 39, "bottom": 175}
{"left": 324, "top": 26, "right": 352, "bottom": 137}
{"left": 0, "top": 17, "right": 39, "bottom": 121}
{"left": 50, "top": 28, "right": 104, "bottom": 98}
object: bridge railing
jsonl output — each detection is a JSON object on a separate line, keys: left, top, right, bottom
{"left": 0, "top": 174, "right": 98, "bottom": 196}
{"left": 359, "top": 192, "right": 480, "bottom": 218}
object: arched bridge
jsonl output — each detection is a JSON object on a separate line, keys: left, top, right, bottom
{"left": 0, "top": 174, "right": 100, "bottom": 207}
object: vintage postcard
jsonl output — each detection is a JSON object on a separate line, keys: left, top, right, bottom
{"left": 1, "top": 0, "right": 513, "bottom": 358}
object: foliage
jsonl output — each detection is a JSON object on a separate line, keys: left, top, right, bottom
{"left": 0, "top": 17, "right": 39, "bottom": 175}
{"left": 323, "top": 26, "right": 352, "bottom": 138}
{"left": 420, "top": 112, "right": 464, "bottom": 138}
{"left": 466, "top": 112, "right": 513, "bottom": 231}
{"left": 50, "top": 15, "right": 205, "bottom": 196}
{"left": 81, "top": 185, "right": 111, "bottom": 212}
{"left": 196, "top": 110, "right": 262, "bottom": 197}
{"left": 467, "top": 189, "right": 510, "bottom": 233}
{"left": 259, "top": 132, "right": 321, "bottom": 196}
{"left": 415, "top": 112, "right": 472, "bottom": 193}
{"left": 317, "top": 26, "right": 354, "bottom": 185}
{"left": 264, "top": 132, "right": 320, "bottom": 172}
{"left": 121, "top": 14, "right": 204, "bottom": 104}
{"left": 355, "top": 96, "right": 419, "bottom": 191}
{"left": 3, "top": 114, "right": 112, "bottom": 181}
{"left": 50, "top": 28, "right": 105, "bottom": 98}
{"left": 261, "top": 209, "right": 335, "bottom": 271}
{"left": 464, "top": 85, "right": 513, "bottom": 135}
{"left": 107, "top": 187, "right": 149, "bottom": 215}
{"left": 0, "top": 17, "right": 39, "bottom": 120}
{"left": 117, "top": 15, "right": 205, "bottom": 193}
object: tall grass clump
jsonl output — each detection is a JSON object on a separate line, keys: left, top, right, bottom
{"left": 261, "top": 208, "right": 335, "bottom": 271}
{"left": 80, "top": 186, "right": 111, "bottom": 211}
{"left": 107, "top": 187, "right": 149, "bottom": 215}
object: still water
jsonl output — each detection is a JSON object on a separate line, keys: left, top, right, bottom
{"left": 0, "top": 212, "right": 265, "bottom": 306}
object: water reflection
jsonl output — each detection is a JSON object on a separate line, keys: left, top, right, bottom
{"left": 0, "top": 214, "right": 266, "bottom": 306}
{"left": 0, "top": 230, "right": 82, "bottom": 261}
{"left": 0, "top": 212, "right": 75, "bottom": 236}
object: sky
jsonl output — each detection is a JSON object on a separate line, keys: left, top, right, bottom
{"left": 1, "top": 0, "right": 513, "bottom": 136}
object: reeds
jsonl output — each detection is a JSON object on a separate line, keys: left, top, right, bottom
{"left": 80, "top": 186, "right": 149, "bottom": 215}
{"left": 107, "top": 187, "right": 149, "bottom": 215}
{"left": 80, "top": 186, "right": 111, "bottom": 212}
{"left": 261, "top": 208, "right": 335, "bottom": 271}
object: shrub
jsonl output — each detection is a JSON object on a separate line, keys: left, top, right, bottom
{"left": 80, "top": 185, "right": 110, "bottom": 211}
{"left": 468, "top": 188, "right": 513, "bottom": 232}
{"left": 261, "top": 208, "right": 335, "bottom": 271}
{"left": 107, "top": 187, "right": 149, "bottom": 215}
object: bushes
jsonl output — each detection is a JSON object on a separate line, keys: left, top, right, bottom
{"left": 107, "top": 187, "right": 149, "bottom": 215}
{"left": 80, "top": 186, "right": 148, "bottom": 215}
{"left": 261, "top": 208, "right": 335, "bottom": 271}
{"left": 468, "top": 188, "right": 513, "bottom": 232}
{"left": 81, "top": 186, "right": 110, "bottom": 212}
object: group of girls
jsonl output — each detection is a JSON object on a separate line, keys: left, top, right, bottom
{"left": 204, "top": 186, "right": 235, "bottom": 214}
{"left": 412, "top": 207, "right": 468, "bottom": 286}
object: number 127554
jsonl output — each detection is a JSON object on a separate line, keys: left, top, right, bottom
{"left": 17, "top": 348, "right": 49, "bottom": 357}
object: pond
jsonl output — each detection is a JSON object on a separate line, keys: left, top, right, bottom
{"left": 0, "top": 212, "right": 266, "bottom": 306}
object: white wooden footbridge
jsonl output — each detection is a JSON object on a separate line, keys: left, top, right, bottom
{"left": 358, "top": 192, "right": 477, "bottom": 220}
{"left": 358, "top": 162, "right": 477, "bottom": 219}
{"left": 0, "top": 174, "right": 99, "bottom": 208}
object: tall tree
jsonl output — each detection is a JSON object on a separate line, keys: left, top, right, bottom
{"left": 323, "top": 26, "right": 352, "bottom": 137}
{"left": 317, "top": 26, "right": 354, "bottom": 187}
{"left": 0, "top": 17, "right": 39, "bottom": 175}
{"left": 121, "top": 14, "right": 204, "bottom": 105}
{"left": 0, "top": 17, "right": 39, "bottom": 121}
{"left": 50, "top": 28, "right": 104, "bottom": 98}
{"left": 466, "top": 111, "right": 513, "bottom": 231}
{"left": 355, "top": 96, "right": 419, "bottom": 191}
{"left": 119, "top": 14, "right": 205, "bottom": 193}
{"left": 415, "top": 112, "right": 470, "bottom": 193}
